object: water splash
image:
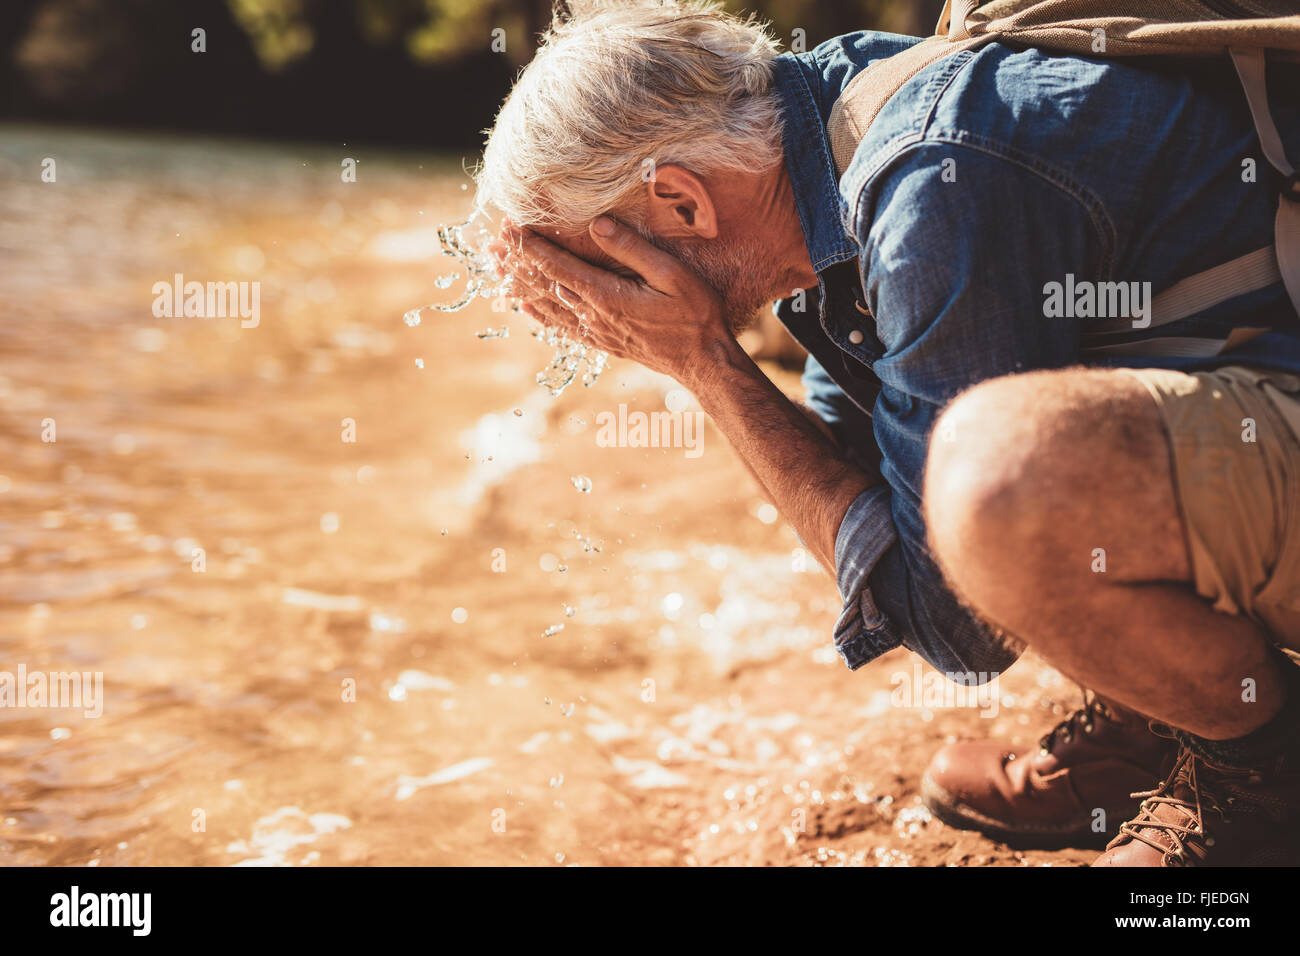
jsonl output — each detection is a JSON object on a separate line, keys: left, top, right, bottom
{"left": 401, "top": 215, "right": 497, "bottom": 327}
{"left": 572, "top": 530, "right": 602, "bottom": 554}
{"left": 402, "top": 211, "right": 609, "bottom": 396}
{"left": 534, "top": 325, "right": 608, "bottom": 397}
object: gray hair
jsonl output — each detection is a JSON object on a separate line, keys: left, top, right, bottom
{"left": 474, "top": 0, "right": 785, "bottom": 229}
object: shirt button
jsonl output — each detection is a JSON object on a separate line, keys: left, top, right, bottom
{"left": 848, "top": 330, "right": 865, "bottom": 345}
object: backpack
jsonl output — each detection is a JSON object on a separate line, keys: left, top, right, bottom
{"left": 826, "top": 0, "right": 1300, "bottom": 326}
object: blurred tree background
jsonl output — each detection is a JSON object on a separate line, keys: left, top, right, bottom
{"left": 0, "top": 0, "right": 944, "bottom": 148}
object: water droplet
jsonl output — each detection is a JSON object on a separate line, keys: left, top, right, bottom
{"left": 414, "top": 358, "right": 424, "bottom": 369}
{"left": 570, "top": 475, "right": 592, "bottom": 494}
{"left": 662, "top": 592, "right": 683, "bottom": 620}
{"left": 572, "top": 531, "right": 602, "bottom": 553}
{"left": 542, "top": 623, "right": 564, "bottom": 638}
{"left": 369, "top": 611, "right": 406, "bottom": 633}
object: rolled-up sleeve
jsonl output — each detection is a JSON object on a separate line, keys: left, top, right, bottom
{"left": 802, "top": 354, "right": 900, "bottom": 667}
{"left": 831, "top": 486, "right": 900, "bottom": 668}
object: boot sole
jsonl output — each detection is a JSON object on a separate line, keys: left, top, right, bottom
{"left": 921, "top": 772, "right": 1118, "bottom": 850}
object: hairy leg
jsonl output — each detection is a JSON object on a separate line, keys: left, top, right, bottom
{"left": 924, "top": 368, "right": 1283, "bottom": 739}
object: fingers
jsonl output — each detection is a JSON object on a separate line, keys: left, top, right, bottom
{"left": 509, "top": 261, "right": 587, "bottom": 320}
{"left": 506, "top": 261, "right": 587, "bottom": 333}
{"left": 506, "top": 259, "right": 553, "bottom": 301}
{"left": 521, "top": 298, "right": 569, "bottom": 330}
{"left": 587, "top": 216, "right": 683, "bottom": 291}
{"left": 553, "top": 282, "right": 583, "bottom": 311}
{"left": 522, "top": 297, "right": 591, "bottom": 343}
{"left": 485, "top": 237, "right": 509, "bottom": 267}
{"left": 514, "top": 270, "right": 621, "bottom": 355}
{"left": 505, "top": 225, "right": 623, "bottom": 306}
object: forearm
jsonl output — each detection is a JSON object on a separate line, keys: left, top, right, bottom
{"left": 727, "top": 400, "right": 839, "bottom": 502}
{"left": 683, "top": 338, "right": 879, "bottom": 572}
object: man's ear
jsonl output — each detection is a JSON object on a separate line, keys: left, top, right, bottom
{"left": 642, "top": 163, "right": 718, "bottom": 240}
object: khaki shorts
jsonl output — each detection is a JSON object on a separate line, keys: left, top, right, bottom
{"left": 1124, "top": 365, "right": 1300, "bottom": 646}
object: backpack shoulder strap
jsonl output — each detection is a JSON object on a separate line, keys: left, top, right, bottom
{"left": 828, "top": 1, "right": 1300, "bottom": 177}
{"left": 1232, "top": 48, "right": 1300, "bottom": 317}
{"left": 827, "top": 0, "right": 990, "bottom": 175}
{"left": 827, "top": 34, "right": 992, "bottom": 176}
{"left": 826, "top": 0, "right": 1300, "bottom": 317}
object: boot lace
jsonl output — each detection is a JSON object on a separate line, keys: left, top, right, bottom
{"left": 1038, "top": 689, "right": 1114, "bottom": 754}
{"left": 1116, "top": 744, "right": 1238, "bottom": 867}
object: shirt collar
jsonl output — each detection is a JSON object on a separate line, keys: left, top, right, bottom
{"left": 770, "top": 52, "right": 859, "bottom": 277}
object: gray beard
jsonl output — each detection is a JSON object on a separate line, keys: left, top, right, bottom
{"left": 640, "top": 230, "right": 784, "bottom": 336}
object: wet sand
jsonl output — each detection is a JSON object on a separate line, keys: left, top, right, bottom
{"left": 0, "top": 124, "right": 1094, "bottom": 866}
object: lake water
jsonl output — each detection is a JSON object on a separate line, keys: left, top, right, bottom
{"left": 0, "top": 123, "right": 1083, "bottom": 866}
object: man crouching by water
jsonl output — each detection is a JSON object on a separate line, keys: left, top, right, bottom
{"left": 477, "top": 0, "right": 1300, "bottom": 866}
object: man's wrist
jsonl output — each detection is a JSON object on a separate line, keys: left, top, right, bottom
{"left": 678, "top": 332, "right": 750, "bottom": 396}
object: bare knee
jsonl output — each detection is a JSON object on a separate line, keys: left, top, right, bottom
{"left": 924, "top": 375, "right": 1047, "bottom": 613}
{"left": 924, "top": 369, "right": 1187, "bottom": 627}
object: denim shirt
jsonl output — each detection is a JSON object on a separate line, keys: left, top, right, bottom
{"left": 769, "top": 32, "right": 1300, "bottom": 676}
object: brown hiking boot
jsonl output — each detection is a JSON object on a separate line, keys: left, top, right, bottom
{"left": 921, "top": 693, "right": 1177, "bottom": 847}
{"left": 1093, "top": 742, "right": 1300, "bottom": 866}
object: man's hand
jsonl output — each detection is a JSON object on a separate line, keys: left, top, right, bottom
{"left": 498, "top": 216, "right": 735, "bottom": 385}
{"left": 492, "top": 214, "right": 877, "bottom": 575}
